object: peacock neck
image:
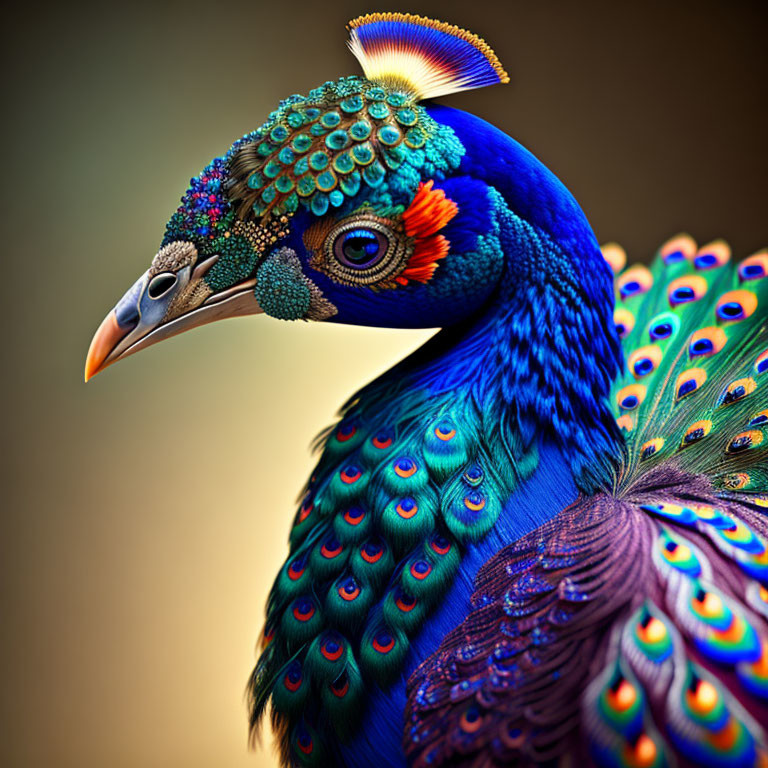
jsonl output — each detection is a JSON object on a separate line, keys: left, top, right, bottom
{"left": 351, "top": 198, "right": 625, "bottom": 497}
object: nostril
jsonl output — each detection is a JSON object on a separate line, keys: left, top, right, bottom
{"left": 148, "top": 272, "right": 177, "bottom": 299}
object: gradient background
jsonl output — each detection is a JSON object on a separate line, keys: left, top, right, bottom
{"left": 2, "top": 1, "right": 766, "bottom": 766}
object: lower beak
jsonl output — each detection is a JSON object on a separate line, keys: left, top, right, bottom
{"left": 84, "top": 277, "right": 262, "bottom": 382}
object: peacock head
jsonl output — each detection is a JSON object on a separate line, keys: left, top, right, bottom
{"left": 84, "top": 14, "right": 518, "bottom": 380}
{"left": 86, "top": 13, "right": 598, "bottom": 381}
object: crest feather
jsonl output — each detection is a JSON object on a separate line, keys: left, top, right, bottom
{"left": 347, "top": 12, "right": 509, "bottom": 101}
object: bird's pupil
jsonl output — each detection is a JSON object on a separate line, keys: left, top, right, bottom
{"left": 342, "top": 229, "right": 380, "bottom": 266}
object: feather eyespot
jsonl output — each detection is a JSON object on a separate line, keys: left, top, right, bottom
{"left": 675, "top": 368, "right": 707, "bottom": 400}
{"left": 749, "top": 410, "right": 768, "bottom": 427}
{"left": 627, "top": 734, "right": 659, "bottom": 767}
{"left": 396, "top": 498, "right": 419, "bottom": 518}
{"left": 343, "top": 506, "right": 366, "bottom": 525}
{"left": 409, "top": 560, "right": 432, "bottom": 580}
{"left": 361, "top": 540, "right": 384, "bottom": 563}
{"left": 434, "top": 423, "right": 456, "bottom": 441}
{"left": 688, "top": 327, "right": 727, "bottom": 358}
{"left": 288, "top": 557, "right": 306, "bottom": 580}
{"left": 636, "top": 615, "right": 667, "bottom": 645}
{"left": 296, "top": 496, "right": 314, "bottom": 524}
{"left": 617, "top": 265, "right": 653, "bottom": 300}
{"left": 459, "top": 704, "right": 484, "bottom": 733}
{"left": 372, "top": 631, "right": 396, "bottom": 654}
{"left": 320, "top": 536, "right": 344, "bottom": 559}
{"left": 329, "top": 673, "right": 350, "bottom": 698}
{"left": 716, "top": 289, "right": 758, "bottom": 322}
{"left": 605, "top": 677, "right": 637, "bottom": 712}
{"left": 463, "top": 466, "right": 484, "bottom": 486}
{"left": 628, "top": 345, "right": 663, "bottom": 379}
{"left": 648, "top": 312, "right": 679, "bottom": 342}
{"left": 296, "top": 725, "right": 314, "bottom": 755}
{"left": 691, "top": 588, "right": 726, "bottom": 621}
{"left": 336, "top": 423, "right": 357, "bottom": 442}
{"left": 718, "top": 519, "right": 762, "bottom": 551}
{"left": 722, "top": 472, "right": 750, "bottom": 490}
{"left": 340, "top": 465, "right": 363, "bottom": 484}
{"left": 338, "top": 576, "right": 361, "bottom": 601}
{"left": 660, "top": 537, "right": 699, "bottom": 574}
{"left": 429, "top": 534, "right": 452, "bottom": 556}
{"left": 464, "top": 491, "right": 486, "bottom": 512}
{"left": 394, "top": 457, "right": 418, "bottom": 478}
{"left": 617, "top": 384, "right": 646, "bottom": 411}
{"left": 371, "top": 432, "right": 393, "bottom": 449}
{"left": 667, "top": 275, "right": 708, "bottom": 307}
{"left": 719, "top": 377, "right": 756, "bottom": 406}
{"left": 738, "top": 251, "right": 768, "bottom": 282}
{"left": 685, "top": 676, "right": 719, "bottom": 716}
{"left": 292, "top": 597, "right": 316, "bottom": 622}
{"left": 660, "top": 234, "right": 696, "bottom": 264}
{"left": 640, "top": 438, "right": 664, "bottom": 460}
{"left": 757, "top": 350, "right": 768, "bottom": 375}
{"left": 694, "top": 240, "right": 730, "bottom": 270}
{"left": 320, "top": 634, "right": 345, "bottom": 661}
{"left": 727, "top": 430, "right": 763, "bottom": 454}
{"left": 283, "top": 662, "right": 303, "bottom": 692}
{"left": 394, "top": 589, "right": 417, "bottom": 613}
{"left": 601, "top": 243, "right": 626, "bottom": 274}
{"left": 614, "top": 308, "right": 635, "bottom": 338}
{"left": 681, "top": 420, "right": 713, "bottom": 446}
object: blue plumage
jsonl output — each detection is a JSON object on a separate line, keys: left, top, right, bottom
{"left": 86, "top": 12, "right": 768, "bottom": 768}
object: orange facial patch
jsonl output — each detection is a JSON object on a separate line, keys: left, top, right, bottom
{"left": 398, "top": 180, "right": 459, "bottom": 285}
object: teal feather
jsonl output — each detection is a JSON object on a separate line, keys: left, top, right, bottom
{"left": 350, "top": 537, "right": 394, "bottom": 588}
{"left": 359, "top": 620, "right": 408, "bottom": 686}
{"left": 332, "top": 504, "right": 372, "bottom": 545}
{"left": 325, "top": 574, "right": 374, "bottom": 629}
{"left": 380, "top": 488, "right": 437, "bottom": 551}
{"left": 320, "top": 657, "right": 366, "bottom": 740}
{"left": 422, "top": 415, "right": 471, "bottom": 481}
{"left": 440, "top": 461, "right": 503, "bottom": 542}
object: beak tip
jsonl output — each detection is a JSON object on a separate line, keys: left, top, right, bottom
{"left": 85, "top": 311, "right": 124, "bottom": 383}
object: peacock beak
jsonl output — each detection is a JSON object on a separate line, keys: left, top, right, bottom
{"left": 85, "top": 253, "right": 263, "bottom": 382}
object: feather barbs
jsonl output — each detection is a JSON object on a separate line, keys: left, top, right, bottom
{"left": 398, "top": 180, "right": 458, "bottom": 285}
{"left": 347, "top": 13, "right": 509, "bottom": 101}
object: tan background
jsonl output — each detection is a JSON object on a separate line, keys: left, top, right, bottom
{"left": 2, "top": 1, "right": 766, "bottom": 766}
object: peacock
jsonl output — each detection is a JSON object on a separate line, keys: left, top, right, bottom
{"left": 85, "top": 12, "right": 768, "bottom": 768}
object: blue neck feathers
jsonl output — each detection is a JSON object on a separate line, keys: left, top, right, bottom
{"left": 349, "top": 106, "right": 625, "bottom": 493}
{"left": 331, "top": 106, "right": 626, "bottom": 768}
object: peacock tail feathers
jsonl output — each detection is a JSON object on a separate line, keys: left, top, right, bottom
{"left": 402, "top": 237, "right": 768, "bottom": 767}
{"left": 607, "top": 235, "right": 768, "bottom": 499}
{"left": 404, "top": 466, "right": 768, "bottom": 767}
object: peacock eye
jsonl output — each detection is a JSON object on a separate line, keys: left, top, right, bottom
{"left": 334, "top": 228, "right": 388, "bottom": 269}
{"left": 311, "top": 214, "right": 407, "bottom": 287}
{"left": 148, "top": 272, "right": 177, "bottom": 299}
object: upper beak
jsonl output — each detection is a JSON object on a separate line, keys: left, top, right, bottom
{"left": 84, "top": 259, "right": 263, "bottom": 382}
